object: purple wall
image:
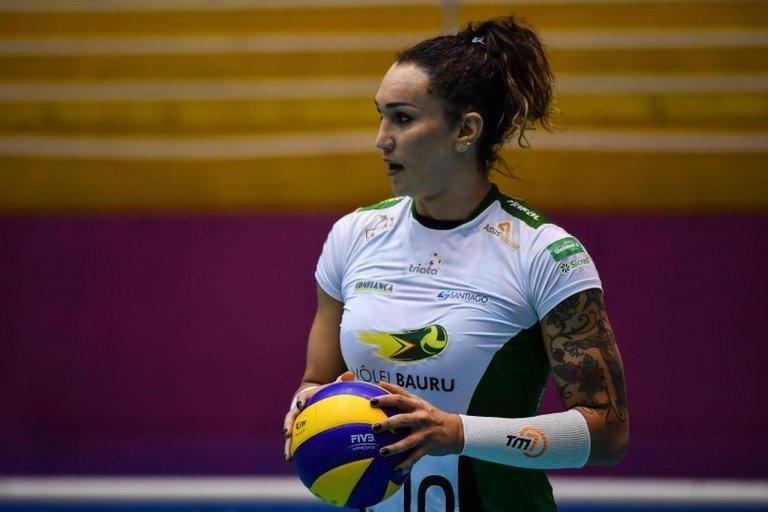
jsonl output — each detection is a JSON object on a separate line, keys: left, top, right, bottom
{"left": 1, "top": 213, "right": 766, "bottom": 477}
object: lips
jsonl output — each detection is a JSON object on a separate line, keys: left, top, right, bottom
{"left": 385, "top": 162, "right": 404, "bottom": 177}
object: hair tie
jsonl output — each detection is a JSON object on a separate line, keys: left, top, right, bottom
{"left": 471, "top": 36, "right": 486, "bottom": 47}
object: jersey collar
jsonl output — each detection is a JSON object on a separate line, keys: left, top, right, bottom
{"left": 411, "top": 184, "right": 500, "bottom": 230}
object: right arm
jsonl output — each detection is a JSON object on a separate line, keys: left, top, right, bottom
{"left": 282, "top": 284, "right": 347, "bottom": 458}
{"left": 298, "top": 284, "right": 346, "bottom": 390}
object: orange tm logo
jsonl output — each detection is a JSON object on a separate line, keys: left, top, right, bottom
{"left": 506, "top": 427, "right": 547, "bottom": 458}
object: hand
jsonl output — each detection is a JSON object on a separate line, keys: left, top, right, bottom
{"left": 282, "top": 371, "right": 356, "bottom": 461}
{"left": 370, "top": 381, "right": 464, "bottom": 472}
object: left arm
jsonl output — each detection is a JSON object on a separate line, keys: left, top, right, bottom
{"left": 541, "top": 288, "right": 629, "bottom": 465}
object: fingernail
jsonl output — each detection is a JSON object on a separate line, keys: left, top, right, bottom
{"left": 370, "top": 398, "right": 379, "bottom": 405}
{"left": 372, "top": 423, "right": 382, "bottom": 433}
{"left": 379, "top": 448, "right": 390, "bottom": 456}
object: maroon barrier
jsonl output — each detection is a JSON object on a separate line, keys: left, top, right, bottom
{"left": 0, "top": 213, "right": 766, "bottom": 477}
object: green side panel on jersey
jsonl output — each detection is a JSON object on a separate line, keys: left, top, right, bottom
{"left": 357, "top": 196, "right": 405, "bottom": 211}
{"left": 495, "top": 189, "right": 549, "bottom": 229}
{"left": 467, "top": 323, "right": 550, "bottom": 424}
{"left": 460, "top": 324, "right": 557, "bottom": 511}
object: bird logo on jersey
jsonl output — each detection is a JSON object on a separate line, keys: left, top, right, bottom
{"left": 358, "top": 325, "right": 449, "bottom": 362}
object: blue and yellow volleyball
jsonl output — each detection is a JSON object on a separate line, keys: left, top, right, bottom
{"left": 289, "top": 381, "right": 409, "bottom": 509}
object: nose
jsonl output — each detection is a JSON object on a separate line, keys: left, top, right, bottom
{"left": 375, "top": 123, "right": 394, "bottom": 155}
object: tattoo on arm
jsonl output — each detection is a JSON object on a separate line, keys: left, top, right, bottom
{"left": 544, "top": 289, "right": 628, "bottom": 426}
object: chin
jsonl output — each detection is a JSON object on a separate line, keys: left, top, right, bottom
{"left": 390, "top": 181, "right": 410, "bottom": 198}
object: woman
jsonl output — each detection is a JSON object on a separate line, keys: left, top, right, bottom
{"left": 283, "top": 16, "right": 628, "bottom": 511}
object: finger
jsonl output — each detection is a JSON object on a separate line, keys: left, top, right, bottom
{"left": 296, "top": 386, "right": 320, "bottom": 411}
{"left": 370, "top": 392, "right": 417, "bottom": 411}
{"left": 372, "top": 412, "right": 421, "bottom": 433}
{"left": 379, "top": 432, "right": 424, "bottom": 457}
{"left": 283, "top": 409, "right": 297, "bottom": 438}
{"left": 284, "top": 436, "right": 292, "bottom": 462}
{"left": 337, "top": 370, "right": 356, "bottom": 382}
{"left": 395, "top": 446, "right": 428, "bottom": 473}
{"left": 377, "top": 380, "right": 415, "bottom": 398}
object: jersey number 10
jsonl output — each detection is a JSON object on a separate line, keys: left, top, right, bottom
{"left": 401, "top": 475, "right": 455, "bottom": 512}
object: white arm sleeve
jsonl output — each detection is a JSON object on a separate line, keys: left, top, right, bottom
{"left": 460, "top": 409, "right": 591, "bottom": 469}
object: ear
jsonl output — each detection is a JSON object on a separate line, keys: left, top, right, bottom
{"left": 455, "top": 111, "right": 483, "bottom": 146}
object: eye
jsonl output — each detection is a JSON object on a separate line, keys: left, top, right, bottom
{"left": 395, "top": 113, "right": 412, "bottom": 124}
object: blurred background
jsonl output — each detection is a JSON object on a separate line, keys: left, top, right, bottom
{"left": 1, "top": 0, "right": 767, "bottom": 510}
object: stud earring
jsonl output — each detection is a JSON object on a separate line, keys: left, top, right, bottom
{"left": 456, "top": 141, "right": 471, "bottom": 154}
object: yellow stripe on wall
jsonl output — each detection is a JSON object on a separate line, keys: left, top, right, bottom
{"left": 1, "top": 47, "right": 764, "bottom": 81}
{"left": 0, "top": 2, "right": 764, "bottom": 38}
{"left": 1, "top": 151, "right": 765, "bottom": 214}
{"left": 0, "top": 0, "right": 764, "bottom": 217}
{"left": 0, "top": 7, "right": 441, "bottom": 37}
{"left": 2, "top": 93, "right": 765, "bottom": 135}
{"left": 0, "top": 52, "right": 396, "bottom": 81}
{"left": 462, "top": 2, "right": 768, "bottom": 29}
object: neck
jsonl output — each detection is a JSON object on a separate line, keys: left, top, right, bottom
{"left": 413, "top": 174, "right": 492, "bottom": 221}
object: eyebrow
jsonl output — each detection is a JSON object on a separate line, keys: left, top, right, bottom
{"left": 374, "top": 100, "right": 417, "bottom": 109}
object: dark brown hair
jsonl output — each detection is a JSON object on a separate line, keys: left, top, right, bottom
{"left": 397, "top": 16, "right": 554, "bottom": 174}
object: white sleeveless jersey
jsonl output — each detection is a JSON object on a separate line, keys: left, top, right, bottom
{"left": 315, "top": 186, "right": 602, "bottom": 512}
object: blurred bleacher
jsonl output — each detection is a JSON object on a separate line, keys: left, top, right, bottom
{"left": 0, "top": 0, "right": 766, "bottom": 213}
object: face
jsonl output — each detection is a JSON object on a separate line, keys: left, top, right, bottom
{"left": 374, "top": 63, "right": 459, "bottom": 199}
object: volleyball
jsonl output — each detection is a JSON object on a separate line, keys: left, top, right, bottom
{"left": 289, "top": 381, "right": 410, "bottom": 508}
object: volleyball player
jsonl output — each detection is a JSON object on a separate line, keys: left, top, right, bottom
{"left": 283, "top": 16, "right": 629, "bottom": 511}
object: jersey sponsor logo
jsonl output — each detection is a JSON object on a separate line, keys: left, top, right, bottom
{"left": 352, "top": 364, "right": 456, "bottom": 393}
{"left": 558, "top": 254, "right": 592, "bottom": 275}
{"left": 363, "top": 214, "right": 394, "bottom": 242}
{"left": 482, "top": 221, "right": 518, "bottom": 249}
{"left": 506, "top": 427, "right": 547, "bottom": 458}
{"left": 547, "top": 236, "right": 585, "bottom": 262}
{"left": 436, "top": 289, "right": 490, "bottom": 304}
{"left": 352, "top": 280, "right": 394, "bottom": 296}
{"left": 507, "top": 199, "right": 542, "bottom": 222}
{"left": 357, "top": 324, "right": 448, "bottom": 362}
{"left": 409, "top": 251, "right": 442, "bottom": 276}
